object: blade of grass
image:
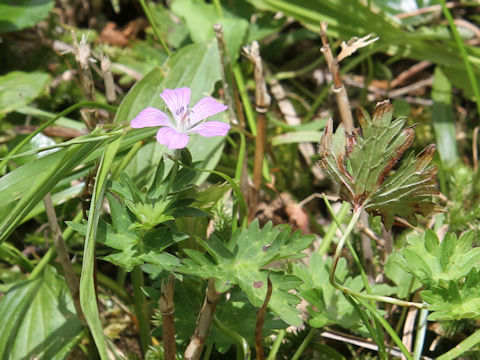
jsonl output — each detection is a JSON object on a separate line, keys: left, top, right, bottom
{"left": 0, "top": 131, "right": 114, "bottom": 243}
{"left": 441, "top": 0, "right": 480, "bottom": 117}
{"left": 0, "top": 101, "right": 116, "bottom": 173}
{"left": 355, "top": 297, "right": 413, "bottom": 360}
{"left": 80, "top": 135, "right": 123, "bottom": 359}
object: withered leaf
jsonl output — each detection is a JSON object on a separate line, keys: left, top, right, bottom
{"left": 319, "top": 100, "right": 441, "bottom": 228}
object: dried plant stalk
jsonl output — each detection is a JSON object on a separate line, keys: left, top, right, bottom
{"left": 319, "top": 22, "right": 354, "bottom": 133}
{"left": 214, "top": 23, "right": 250, "bottom": 203}
{"left": 100, "top": 53, "right": 116, "bottom": 105}
{"left": 43, "top": 193, "right": 86, "bottom": 325}
{"left": 73, "top": 34, "right": 97, "bottom": 129}
{"left": 243, "top": 41, "right": 271, "bottom": 220}
{"left": 184, "top": 279, "right": 221, "bottom": 360}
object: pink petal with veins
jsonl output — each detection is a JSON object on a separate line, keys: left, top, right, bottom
{"left": 156, "top": 127, "right": 190, "bottom": 149}
{"left": 160, "top": 88, "right": 191, "bottom": 121}
{"left": 131, "top": 107, "right": 170, "bottom": 128}
{"left": 189, "top": 97, "right": 228, "bottom": 125}
{"left": 189, "top": 121, "right": 230, "bottom": 137}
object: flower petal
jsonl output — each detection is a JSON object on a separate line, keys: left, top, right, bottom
{"left": 131, "top": 107, "right": 170, "bottom": 128}
{"left": 156, "top": 127, "right": 190, "bottom": 149}
{"left": 160, "top": 88, "right": 191, "bottom": 122}
{"left": 189, "top": 97, "right": 228, "bottom": 125}
{"left": 189, "top": 121, "right": 230, "bottom": 137}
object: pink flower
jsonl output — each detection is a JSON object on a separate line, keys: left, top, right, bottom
{"left": 130, "top": 87, "right": 229, "bottom": 149}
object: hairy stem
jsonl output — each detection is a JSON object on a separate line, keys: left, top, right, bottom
{"left": 185, "top": 279, "right": 221, "bottom": 360}
{"left": 159, "top": 274, "right": 176, "bottom": 360}
{"left": 243, "top": 41, "right": 271, "bottom": 220}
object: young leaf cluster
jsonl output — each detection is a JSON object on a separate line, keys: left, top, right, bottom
{"left": 319, "top": 100, "right": 440, "bottom": 228}
{"left": 397, "top": 230, "right": 480, "bottom": 320}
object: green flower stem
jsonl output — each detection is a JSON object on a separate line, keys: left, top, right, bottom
{"left": 232, "top": 130, "right": 247, "bottom": 233}
{"left": 116, "top": 268, "right": 127, "bottom": 289}
{"left": 203, "top": 343, "right": 213, "bottom": 360}
{"left": 412, "top": 307, "right": 429, "bottom": 360}
{"left": 318, "top": 199, "right": 350, "bottom": 256}
{"left": 213, "top": 316, "right": 251, "bottom": 360}
{"left": 436, "top": 328, "right": 480, "bottom": 360}
{"left": 394, "top": 278, "right": 416, "bottom": 335}
{"left": 132, "top": 266, "right": 151, "bottom": 354}
{"left": 342, "top": 229, "right": 388, "bottom": 358}
{"left": 291, "top": 328, "right": 315, "bottom": 360}
{"left": 110, "top": 140, "right": 144, "bottom": 180}
{"left": 323, "top": 196, "right": 373, "bottom": 295}
{"left": 138, "top": 0, "right": 171, "bottom": 55}
{"left": 274, "top": 56, "right": 324, "bottom": 80}
{"left": 344, "top": 293, "right": 384, "bottom": 351}
{"left": 355, "top": 297, "right": 413, "bottom": 360}
{"left": 266, "top": 329, "right": 286, "bottom": 360}
{"left": 329, "top": 206, "right": 426, "bottom": 309}
{"left": 304, "top": 85, "right": 330, "bottom": 122}
{"left": 233, "top": 63, "right": 257, "bottom": 136}
{"left": 0, "top": 101, "right": 116, "bottom": 173}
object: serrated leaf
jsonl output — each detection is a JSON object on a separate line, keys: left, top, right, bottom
{"left": 178, "top": 220, "right": 316, "bottom": 326}
{"left": 421, "top": 269, "right": 480, "bottom": 321}
{"left": 397, "top": 230, "right": 480, "bottom": 286}
{"left": 69, "top": 194, "right": 186, "bottom": 272}
{"left": 293, "top": 254, "right": 367, "bottom": 334}
{"left": 319, "top": 100, "right": 441, "bottom": 228}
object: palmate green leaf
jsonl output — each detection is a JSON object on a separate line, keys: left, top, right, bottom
{"left": 178, "top": 220, "right": 316, "bottom": 327}
{"left": 293, "top": 253, "right": 366, "bottom": 334}
{"left": 319, "top": 100, "right": 440, "bottom": 228}
{"left": 397, "top": 230, "right": 480, "bottom": 287}
{"left": 421, "top": 268, "right": 480, "bottom": 321}
{"left": 0, "top": 265, "right": 83, "bottom": 360}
